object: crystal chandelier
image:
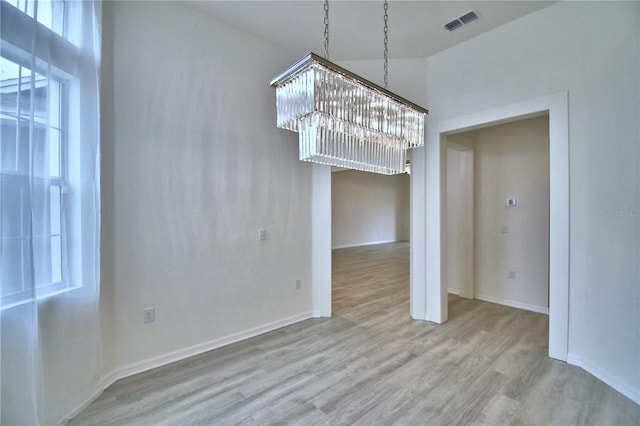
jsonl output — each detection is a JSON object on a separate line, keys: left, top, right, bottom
{"left": 270, "top": 1, "right": 428, "bottom": 175}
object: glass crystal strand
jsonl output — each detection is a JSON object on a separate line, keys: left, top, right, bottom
{"left": 338, "top": 119, "right": 343, "bottom": 162}
{"left": 365, "top": 130, "right": 372, "bottom": 167}
{"left": 402, "top": 109, "right": 408, "bottom": 144}
{"left": 292, "top": 75, "right": 301, "bottom": 128}
{"left": 381, "top": 136, "right": 386, "bottom": 170}
{"left": 411, "top": 110, "right": 418, "bottom": 146}
{"left": 303, "top": 69, "right": 311, "bottom": 121}
{"left": 319, "top": 116, "right": 324, "bottom": 161}
{"left": 306, "top": 115, "right": 313, "bottom": 160}
{"left": 338, "top": 74, "right": 345, "bottom": 122}
{"left": 314, "top": 66, "right": 321, "bottom": 116}
{"left": 418, "top": 111, "right": 425, "bottom": 146}
{"left": 343, "top": 121, "right": 348, "bottom": 165}
{"left": 370, "top": 132, "right": 376, "bottom": 167}
{"left": 330, "top": 72, "right": 336, "bottom": 119}
{"left": 339, "top": 118, "right": 345, "bottom": 163}
{"left": 382, "top": 136, "right": 388, "bottom": 170}
{"left": 357, "top": 86, "right": 363, "bottom": 127}
{"left": 328, "top": 115, "right": 333, "bottom": 161}
{"left": 299, "top": 115, "right": 307, "bottom": 160}
{"left": 276, "top": 86, "right": 284, "bottom": 128}
{"left": 349, "top": 80, "right": 354, "bottom": 124}
{"left": 382, "top": 97, "right": 389, "bottom": 135}
{"left": 330, "top": 115, "right": 336, "bottom": 159}
{"left": 385, "top": 101, "right": 391, "bottom": 138}
{"left": 316, "top": 67, "right": 323, "bottom": 116}
{"left": 293, "top": 76, "right": 300, "bottom": 128}
{"left": 366, "top": 129, "right": 371, "bottom": 168}
{"left": 293, "top": 76, "right": 300, "bottom": 127}
{"left": 392, "top": 102, "right": 400, "bottom": 141}
{"left": 407, "top": 110, "right": 417, "bottom": 147}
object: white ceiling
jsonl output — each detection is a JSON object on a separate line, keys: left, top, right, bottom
{"left": 188, "top": 1, "right": 556, "bottom": 61}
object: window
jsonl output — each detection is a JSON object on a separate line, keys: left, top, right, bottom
{"left": 0, "top": 0, "right": 92, "bottom": 308}
{"left": 4, "top": 0, "right": 65, "bottom": 36}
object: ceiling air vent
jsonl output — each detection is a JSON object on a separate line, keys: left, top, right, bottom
{"left": 444, "top": 9, "right": 479, "bottom": 31}
{"left": 444, "top": 20, "right": 463, "bottom": 31}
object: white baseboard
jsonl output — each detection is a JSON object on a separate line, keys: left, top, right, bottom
{"left": 475, "top": 294, "right": 549, "bottom": 314}
{"left": 332, "top": 239, "right": 406, "bottom": 250}
{"left": 57, "top": 373, "right": 118, "bottom": 425}
{"left": 567, "top": 353, "right": 640, "bottom": 404}
{"left": 61, "top": 312, "right": 313, "bottom": 425}
{"left": 448, "top": 288, "right": 460, "bottom": 296}
{"left": 114, "top": 311, "right": 313, "bottom": 380}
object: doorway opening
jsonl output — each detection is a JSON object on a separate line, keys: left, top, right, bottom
{"left": 330, "top": 169, "right": 411, "bottom": 316}
{"left": 444, "top": 115, "right": 550, "bottom": 319}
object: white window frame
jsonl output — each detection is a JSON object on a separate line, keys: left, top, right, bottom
{"left": 1, "top": 0, "right": 85, "bottom": 309}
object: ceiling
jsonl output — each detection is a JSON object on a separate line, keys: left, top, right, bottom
{"left": 189, "top": 1, "right": 556, "bottom": 61}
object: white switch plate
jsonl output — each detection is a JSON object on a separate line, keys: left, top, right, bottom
{"left": 259, "top": 229, "right": 267, "bottom": 241}
{"left": 295, "top": 279, "right": 302, "bottom": 290}
{"left": 143, "top": 307, "right": 155, "bottom": 323}
{"left": 508, "top": 270, "right": 517, "bottom": 280}
{"left": 501, "top": 225, "right": 509, "bottom": 233}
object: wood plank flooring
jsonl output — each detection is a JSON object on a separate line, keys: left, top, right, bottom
{"left": 70, "top": 242, "right": 639, "bottom": 425}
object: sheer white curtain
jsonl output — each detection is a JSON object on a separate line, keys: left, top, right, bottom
{"left": 0, "top": 0, "right": 101, "bottom": 424}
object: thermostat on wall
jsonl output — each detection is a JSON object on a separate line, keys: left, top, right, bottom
{"left": 507, "top": 197, "right": 518, "bottom": 207}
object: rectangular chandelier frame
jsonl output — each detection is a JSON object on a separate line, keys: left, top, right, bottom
{"left": 270, "top": 53, "right": 428, "bottom": 175}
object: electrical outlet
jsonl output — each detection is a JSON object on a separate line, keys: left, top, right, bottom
{"left": 259, "top": 229, "right": 267, "bottom": 241}
{"left": 295, "top": 279, "right": 302, "bottom": 290}
{"left": 501, "top": 224, "right": 509, "bottom": 233}
{"left": 143, "top": 307, "right": 155, "bottom": 323}
{"left": 508, "top": 270, "right": 517, "bottom": 280}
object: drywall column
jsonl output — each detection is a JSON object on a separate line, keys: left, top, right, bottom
{"left": 411, "top": 146, "right": 427, "bottom": 320}
{"left": 446, "top": 145, "right": 474, "bottom": 299}
{"left": 312, "top": 164, "right": 332, "bottom": 317}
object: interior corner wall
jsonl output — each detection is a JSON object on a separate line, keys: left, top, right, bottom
{"left": 331, "top": 170, "right": 410, "bottom": 249}
{"left": 103, "top": 1, "right": 313, "bottom": 373}
{"left": 425, "top": 1, "right": 639, "bottom": 402}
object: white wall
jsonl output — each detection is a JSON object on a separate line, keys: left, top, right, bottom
{"left": 332, "top": 170, "right": 409, "bottom": 249}
{"left": 425, "top": 1, "right": 639, "bottom": 402}
{"left": 103, "top": 1, "right": 313, "bottom": 373}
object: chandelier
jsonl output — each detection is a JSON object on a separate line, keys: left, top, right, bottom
{"left": 270, "top": 1, "right": 428, "bottom": 175}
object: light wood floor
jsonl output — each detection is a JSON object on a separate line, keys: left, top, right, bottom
{"left": 70, "top": 242, "right": 639, "bottom": 425}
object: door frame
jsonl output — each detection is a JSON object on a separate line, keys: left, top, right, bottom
{"left": 417, "top": 91, "right": 569, "bottom": 361}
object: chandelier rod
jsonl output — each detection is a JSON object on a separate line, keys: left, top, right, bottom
{"left": 324, "top": 0, "right": 329, "bottom": 59}
{"left": 383, "top": 0, "right": 388, "bottom": 88}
